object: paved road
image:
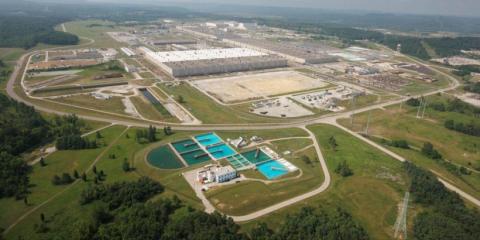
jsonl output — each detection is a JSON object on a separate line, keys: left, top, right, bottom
{"left": 229, "top": 127, "right": 331, "bottom": 221}
{"left": 5, "top": 36, "right": 479, "bottom": 226}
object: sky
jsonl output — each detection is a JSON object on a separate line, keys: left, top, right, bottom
{"left": 85, "top": 0, "right": 480, "bottom": 17}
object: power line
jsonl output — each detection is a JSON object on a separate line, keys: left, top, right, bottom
{"left": 394, "top": 192, "right": 410, "bottom": 239}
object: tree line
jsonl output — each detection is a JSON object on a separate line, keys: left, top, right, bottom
{"left": 406, "top": 96, "right": 480, "bottom": 117}
{"left": 444, "top": 119, "right": 480, "bottom": 137}
{"left": 404, "top": 162, "right": 480, "bottom": 240}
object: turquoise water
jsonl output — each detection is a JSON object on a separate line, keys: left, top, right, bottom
{"left": 181, "top": 149, "right": 211, "bottom": 165}
{"left": 241, "top": 149, "right": 272, "bottom": 164}
{"left": 207, "top": 143, "right": 236, "bottom": 159}
{"left": 195, "top": 132, "right": 222, "bottom": 147}
{"left": 147, "top": 145, "right": 184, "bottom": 169}
{"left": 257, "top": 160, "right": 289, "bottom": 180}
{"left": 226, "top": 154, "right": 252, "bottom": 169}
{"left": 172, "top": 139, "right": 199, "bottom": 153}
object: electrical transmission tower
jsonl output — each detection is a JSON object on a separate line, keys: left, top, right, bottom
{"left": 393, "top": 192, "right": 410, "bottom": 239}
{"left": 364, "top": 110, "right": 372, "bottom": 135}
{"left": 416, "top": 97, "right": 427, "bottom": 119}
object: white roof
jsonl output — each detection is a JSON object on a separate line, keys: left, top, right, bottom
{"left": 146, "top": 48, "right": 266, "bottom": 63}
{"left": 216, "top": 165, "right": 236, "bottom": 175}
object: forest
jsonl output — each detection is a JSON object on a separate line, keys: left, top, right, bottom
{"left": 0, "top": 16, "right": 79, "bottom": 49}
{"left": 0, "top": 93, "right": 92, "bottom": 199}
{"left": 404, "top": 162, "right": 480, "bottom": 240}
{"left": 0, "top": 60, "right": 10, "bottom": 83}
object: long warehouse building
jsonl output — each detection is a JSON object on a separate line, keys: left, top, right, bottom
{"left": 223, "top": 38, "right": 338, "bottom": 64}
{"left": 139, "top": 47, "right": 287, "bottom": 77}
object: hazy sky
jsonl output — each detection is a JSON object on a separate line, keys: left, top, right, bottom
{"left": 87, "top": 0, "right": 480, "bottom": 17}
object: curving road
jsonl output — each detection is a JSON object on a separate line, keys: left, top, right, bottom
{"left": 4, "top": 34, "right": 479, "bottom": 228}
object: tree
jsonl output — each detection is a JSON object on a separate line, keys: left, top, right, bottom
{"left": 328, "top": 136, "right": 338, "bottom": 151}
{"left": 52, "top": 173, "right": 74, "bottom": 185}
{"left": 39, "top": 157, "right": 46, "bottom": 167}
{"left": 40, "top": 213, "right": 45, "bottom": 222}
{"left": 163, "top": 126, "right": 173, "bottom": 136}
{"left": 81, "top": 173, "right": 87, "bottom": 182}
{"left": 96, "top": 131, "right": 102, "bottom": 139}
{"left": 406, "top": 97, "right": 421, "bottom": 107}
{"left": 176, "top": 95, "right": 185, "bottom": 103}
{"left": 122, "top": 160, "right": 130, "bottom": 172}
{"left": 73, "top": 170, "right": 79, "bottom": 179}
{"left": 249, "top": 223, "right": 273, "bottom": 240}
{"left": 301, "top": 155, "right": 312, "bottom": 165}
{"left": 335, "top": 160, "right": 353, "bottom": 177}
{"left": 421, "top": 142, "right": 442, "bottom": 160}
{"left": 0, "top": 152, "right": 32, "bottom": 198}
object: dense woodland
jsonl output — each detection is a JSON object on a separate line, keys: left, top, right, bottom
{"left": 404, "top": 162, "right": 480, "bottom": 240}
{"left": 0, "top": 60, "right": 11, "bottom": 83}
{"left": 0, "top": 93, "right": 92, "bottom": 199}
{"left": 0, "top": 16, "right": 79, "bottom": 49}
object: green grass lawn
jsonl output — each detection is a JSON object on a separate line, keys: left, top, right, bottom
{"left": 0, "top": 125, "right": 126, "bottom": 233}
{"left": 63, "top": 20, "right": 128, "bottom": 48}
{"left": 54, "top": 94, "right": 128, "bottom": 116}
{"left": 337, "top": 96, "right": 480, "bottom": 199}
{"left": 216, "top": 128, "right": 309, "bottom": 142}
{"left": 158, "top": 82, "right": 303, "bottom": 124}
{"left": 130, "top": 96, "right": 179, "bottom": 123}
{"left": 240, "top": 124, "right": 409, "bottom": 240}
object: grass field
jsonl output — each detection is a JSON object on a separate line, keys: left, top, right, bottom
{"left": 3, "top": 123, "right": 411, "bottom": 240}
{"left": 0, "top": 125, "right": 127, "bottom": 236}
{"left": 240, "top": 124, "right": 410, "bottom": 240}
{"left": 130, "top": 96, "right": 179, "bottom": 123}
{"left": 158, "top": 82, "right": 310, "bottom": 124}
{"left": 337, "top": 96, "right": 480, "bottom": 199}
{"left": 63, "top": 20, "right": 129, "bottom": 48}
{"left": 53, "top": 94, "right": 128, "bottom": 115}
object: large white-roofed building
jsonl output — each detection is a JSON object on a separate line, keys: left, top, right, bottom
{"left": 139, "top": 47, "right": 287, "bottom": 77}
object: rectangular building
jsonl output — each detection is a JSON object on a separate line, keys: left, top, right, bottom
{"left": 139, "top": 47, "right": 287, "bottom": 77}
{"left": 215, "top": 166, "right": 237, "bottom": 183}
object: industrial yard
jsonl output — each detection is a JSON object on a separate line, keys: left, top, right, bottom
{"left": 193, "top": 71, "right": 328, "bottom": 103}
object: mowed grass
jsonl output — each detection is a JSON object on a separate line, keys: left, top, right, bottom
{"left": 54, "top": 94, "right": 128, "bottom": 116}
{"left": 158, "top": 82, "right": 295, "bottom": 124}
{"left": 63, "top": 20, "right": 128, "bottom": 48}
{"left": 241, "top": 124, "right": 408, "bottom": 240}
{"left": 216, "top": 128, "right": 309, "bottom": 141}
{"left": 130, "top": 96, "right": 179, "bottom": 123}
{"left": 337, "top": 98, "right": 480, "bottom": 199}
{"left": 0, "top": 125, "right": 126, "bottom": 232}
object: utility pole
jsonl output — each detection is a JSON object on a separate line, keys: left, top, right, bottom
{"left": 350, "top": 96, "right": 356, "bottom": 127}
{"left": 365, "top": 110, "right": 372, "bottom": 135}
{"left": 421, "top": 99, "right": 427, "bottom": 119}
{"left": 416, "top": 97, "right": 423, "bottom": 118}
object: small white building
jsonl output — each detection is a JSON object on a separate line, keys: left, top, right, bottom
{"left": 215, "top": 166, "right": 237, "bottom": 183}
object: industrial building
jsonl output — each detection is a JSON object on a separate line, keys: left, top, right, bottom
{"left": 196, "top": 165, "right": 237, "bottom": 184}
{"left": 223, "top": 38, "right": 338, "bottom": 64}
{"left": 140, "top": 47, "right": 287, "bottom": 77}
